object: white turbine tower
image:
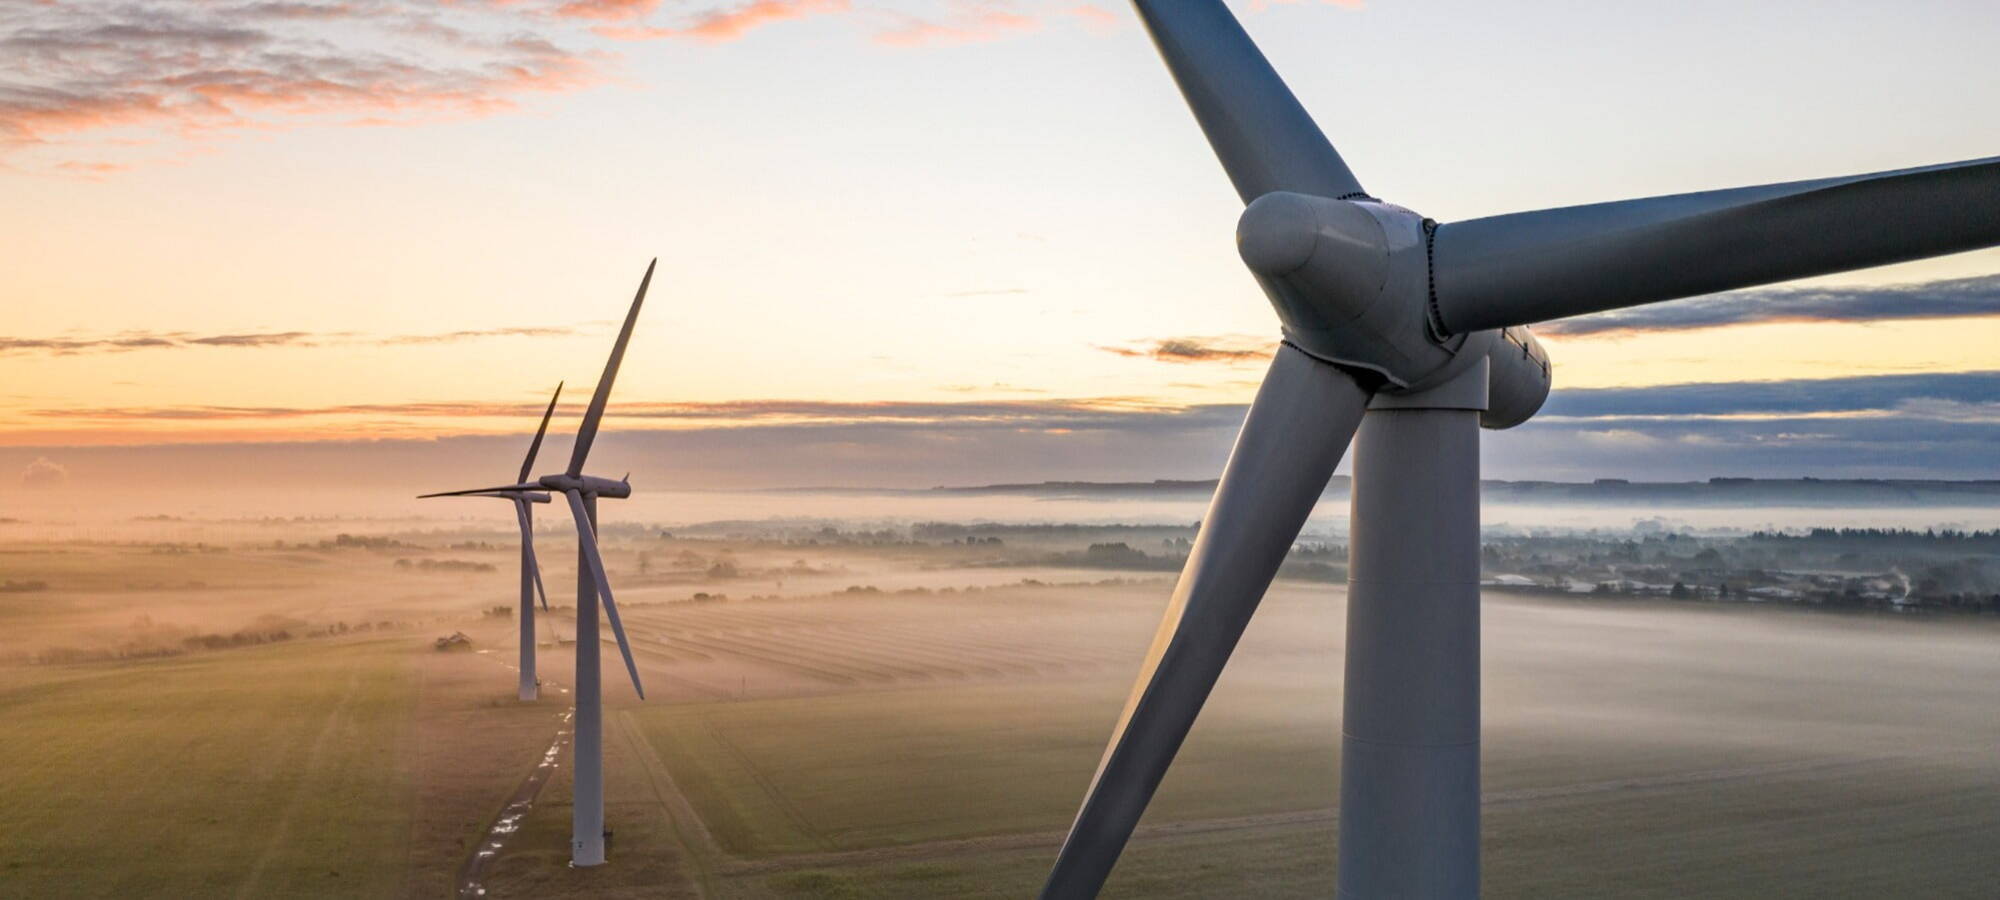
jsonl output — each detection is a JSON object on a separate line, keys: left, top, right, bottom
{"left": 1040, "top": 3, "right": 2000, "bottom": 898}
{"left": 419, "top": 384, "right": 563, "bottom": 701}
{"left": 423, "top": 259, "right": 656, "bottom": 867}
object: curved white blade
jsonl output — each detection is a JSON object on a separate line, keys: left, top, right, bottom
{"left": 417, "top": 483, "right": 540, "bottom": 499}
{"left": 568, "top": 260, "right": 655, "bottom": 477}
{"left": 520, "top": 382, "right": 563, "bottom": 484}
{"left": 563, "top": 489, "right": 646, "bottom": 700}
{"left": 1130, "top": 0, "right": 1363, "bottom": 203}
{"left": 1041, "top": 345, "right": 1370, "bottom": 898}
{"left": 1433, "top": 155, "right": 2000, "bottom": 333}
{"left": 515, "top": 500, "right": 550, "bottom": 612}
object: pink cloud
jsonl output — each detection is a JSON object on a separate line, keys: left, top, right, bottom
{"left": 1250, "top": 0, "right": 1365, "bottom": 10}
{"left": 1063, "top": 4, "right": 1119, "bottom": 31}
{"left": 874, "top": 1, "right": 1039, "bottom": 47}
{"left": 552, "top": 0, "right": 663, "bottom": 22}
{"left": 0, "top": 2, "right": 605, "bottom": 170}
{"left": 595, "top": 0, "right": 850, "bottom": 42}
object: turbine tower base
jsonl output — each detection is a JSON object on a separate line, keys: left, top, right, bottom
{"left": 572, "top": 493, "right": 606, "bottom": 867}
{"left": 1339, "top": 360, "right": 1485, "bottom": 898}
{"left": 521, "top": 536, "right": 539, "bottom": 703}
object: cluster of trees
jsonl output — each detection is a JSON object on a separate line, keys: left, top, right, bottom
{"left": 393, "top": 558, "right": 494, "bottom": 573}
{"left": 31, "top": 617, "right": 392, "bottom": 665}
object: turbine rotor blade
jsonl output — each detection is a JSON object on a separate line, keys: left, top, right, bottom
{"left": 563, "top": 490, "right": 647, "bottom": 700}
{"left": 520, "top": 382, "right": 564, "bottom": 484}
{"left": 1433, "top": 155, "right": 2000, "bottom": 333}
{"left": 568, "top": 260, "right": 656, "bottom": 477}
{"left": 517, "top": 500, "right": 550, "bottom": 612}
{"left": 417, "top": 484, "right": 540, "bottom": 498}
{"left": 1130, "top": 0, "right": 1363, "bottom": 203}
{"left": 1040, "top": 344, "right": 1370, "bottom": 898}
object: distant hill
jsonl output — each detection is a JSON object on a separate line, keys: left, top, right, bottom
{"left": 927, "top": 477, "right": 2000, "bottom": 507}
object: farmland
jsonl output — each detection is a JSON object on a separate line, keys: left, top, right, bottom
{"left": 1, "top": 513, "right": 1997, "bottom": 897}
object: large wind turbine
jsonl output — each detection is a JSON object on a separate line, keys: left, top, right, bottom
{"left": 1041, "top": 3, "right": 2000, "bottom": 897}
{"left": 423, "top": 259, "right": 656, "bottom": 867}
{"left": 418, "top": 384, "right": 563, "bottom": 701}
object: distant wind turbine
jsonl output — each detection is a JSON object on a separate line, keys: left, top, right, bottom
{"left": 419, "top": 383, "right": 563, "bottom": 701}
{"left": 420, "top": 259, "right": 656, "bottom": 867}
{"left": 1039, "top": 2, "right": 2000, "bottom": 898}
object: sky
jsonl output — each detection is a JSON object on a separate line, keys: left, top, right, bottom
{"left": 4, "top": 0, "right": 1999, "bottom": 496}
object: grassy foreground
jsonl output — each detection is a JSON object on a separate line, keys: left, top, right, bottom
{"left": 0, "top": 638, "right": 419, "bottom": 898}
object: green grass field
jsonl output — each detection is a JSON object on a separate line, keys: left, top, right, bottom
{"left": 649, "top": 682, "right": 2000, "bottom": 899}
{"left": 611, "top": 587, "right": 2000, "bottom": 899}
{"left": 633, "top": 671, "right": 1338, "bottom": 859}
{"left": 0, "top": 638, "right": 419, "bottom": 898}
{"left": 6, "top": 534, "right": 1999, "bottom": 899}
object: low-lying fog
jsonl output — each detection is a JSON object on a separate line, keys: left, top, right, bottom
{"left": 9, "top": 485, "right": 2000, "bottom": 542}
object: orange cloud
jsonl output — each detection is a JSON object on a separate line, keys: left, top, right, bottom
{"left": 874, "top": 2, "right": 1039, "bottom": 47}
{"left": 1250, "top": 0, "right": 1365, "bottom": 10}
{"left": 1063, "top": 4, "right": 1119, "bottom": 31}
{"left": 595, "top": 0, "right": 851, "bottom": 42}
{"left": 553, "top": 0, "right": 663, "bottom": 21}
{"left": 0, "top": 325, "right": 586, "bottom": 356}
{"left": 1100, "top": 335, "right": 1277, "bottom": 365}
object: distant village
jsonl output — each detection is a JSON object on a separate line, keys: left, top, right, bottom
{"left": 1477, "top": 528, "right": 2000, "bottom": 614}
{"left": 662, "top": 520, "right": 2000, "bottom": 618}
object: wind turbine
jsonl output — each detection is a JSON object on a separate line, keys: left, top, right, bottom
{"left": 418, "top": 384, "right": 563, "bottom": 701}
{"left": 421, "top": 259, "right": 656, "bottom": 867}
{"left": 1041, "top": 3, "right": 2000, "bottom": 897}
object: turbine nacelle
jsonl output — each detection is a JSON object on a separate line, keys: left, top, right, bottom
{"left": 536, "top": 473, "right": 632, "bottom": 499}
{"left": 1236, "top": 191, "right": 1550, "bottom": 427}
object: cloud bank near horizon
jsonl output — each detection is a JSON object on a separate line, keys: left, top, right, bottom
{"left": 7, "top": 369, "right": 1998, "bottom": 490}
{"left": 0, "top": 324, "right": 588, "bottom": 357}
{"left": 1537, "top": 274, "right": 2000, "bottom": 337}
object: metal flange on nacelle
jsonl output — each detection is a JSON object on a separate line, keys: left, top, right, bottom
{"left": 1236, "top": 191, "right": 1551, "bottom": 430}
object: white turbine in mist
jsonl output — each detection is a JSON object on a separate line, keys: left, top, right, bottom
{"left": 420, "top": 259, "right": 657, "bottom": 867}
{"left": 419, "top": 383, "right": 563, "bottom": 701}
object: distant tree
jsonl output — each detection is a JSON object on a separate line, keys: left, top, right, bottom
{"left": 1670, "top": 581, "right": 1690, "bottom": 599}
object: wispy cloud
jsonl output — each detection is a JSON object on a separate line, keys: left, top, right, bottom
{"left": 0, "top": 1, "right": 603, "bottom": 170}
{"left": 553, "top": 0, "right": 664, "bottom": 23}
{"left": 1538, "top": 274, "right": 2000, "bottom": 337}
{"left": 1250, "top": 0, "right": 1365, "bottom": 10}
{"left": 27, "top": 396, "right": 1185, "bottom": 425}
{"left": 0, "top": 324, "right": 584, "bottom": 356}
{"left": 19, "top": 455, "right": 68, "bottom": 487}
{"left": 874, "top": 0, "right": 1038, "bottom": 47}
{"left": 1062, "top": 4, "right": 1119, "bottom": 31}
{"left": 594, "top": 0, "right": 851, "bottom": 42}
{"left": 596, "top": 0, "right": 1117, "bottom": 46}
{"left": 1100, "top": 335, "right": 1276, "bottom": 365}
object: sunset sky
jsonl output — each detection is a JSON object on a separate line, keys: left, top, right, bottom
{"left": 5, "top": 0, "right": 1999, "bottom": 492}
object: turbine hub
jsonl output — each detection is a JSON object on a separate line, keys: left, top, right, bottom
{"left": 1237, "top": 191, "right": 1486, "bottom": 391}
{"left": 1237, "top": 192, "right": 1387, "bottom": 289}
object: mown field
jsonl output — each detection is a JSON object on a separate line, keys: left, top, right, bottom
{"left": 4, "top": 526, "right": 1999, "bottom": 899}
{"left": 0, "top": 638, "right": 419, "bottom": 897}
{"left": 580, "top": 582, "right": 2000, "bottom": 899}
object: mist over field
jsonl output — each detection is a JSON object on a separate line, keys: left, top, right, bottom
{"left": 2, "top": 482, "right": 1997, "bottom": 898}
